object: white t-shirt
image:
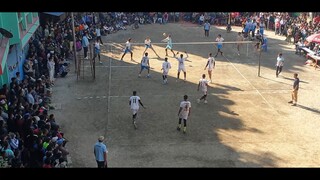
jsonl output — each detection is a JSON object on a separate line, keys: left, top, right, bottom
{"left": 129, "top": 96, "right": 140, "bottom": 110}
{"left": 199, "top": 78, "right": 209, "bottom": 92}
{"left": 141, "top": 56, "right": 149, "bottom": 66}
{"left": 176, "top": 55, "right": 188, "bottom": 68}
{"left": 216, "top": 37, "right": 224, "bottom": 45}
{"left": 162, "top": 61, "right": 171, "bottom": 72}
{"left": 94, "top": 42, "right": 100, "bottom": 50}
{"left": 125, "top": 41, "right": 131, "bottom": 50}
{"left": 179, "top": 100, "right": 191, "bottom": 119}
{"left": 207, "top": 57, "right": 215, "bottom": 70}
{"left": 276, "top": 56, "right": 284, "bottom": 66}
{"left": 145, "top": 39, "right": 151, "bottom": 46}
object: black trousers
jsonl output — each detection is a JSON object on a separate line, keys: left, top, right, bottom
{"left": 96, "top": 160, "right": 107, "bottom": 168}
{"left": 83, "top": 47, "right": 88, "bottom": 58}
{"left": 276, "top": 66, "right": 283, "bottom": 76}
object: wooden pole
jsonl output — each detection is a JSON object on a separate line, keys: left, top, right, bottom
{"left": 71, "top": 12, "right": 77, "bottom": 75}
{"left": 258, "top": 47, "right": 262, "bottom": 77}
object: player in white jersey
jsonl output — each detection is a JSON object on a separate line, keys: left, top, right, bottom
{"left": 120, "top": 38, "right": 133, "bottom": 61}
{"left": 175, "top": 51, "right": 189, "bottom": 81}
{"left": 197, "top": 74, "right": 209, "bottom": 104}
{"left": 93, "top": 39, "right": 102, "bottom": 64}
{"left": 177, "top": 95, "right": 191, "bottom": 134}
{"left": 204, "top": 53, "right": 215, "bottom": 83}
{"left": 214, "top": 34, "right": 224, "bottom": 57}
{"left": 236, "top": 32, "right": 244, "bottom": 56}
{"left": 161, "top": 57, "right": 171, "bottom": 84}
{"left": 129, "top": 91, "right": 145, "bottom": 129}
{"left": 161, "top": 34, "right": 175, "bottom": 57}
{"left": 143, "top": 37, "right": 160, "bottom": 58}
{"left": 138, "top": 52, "right": 150, "bottom": 78}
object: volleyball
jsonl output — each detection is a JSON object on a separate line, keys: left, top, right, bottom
{"left": 163, "top": 33, "right": 166, "bottom": 36}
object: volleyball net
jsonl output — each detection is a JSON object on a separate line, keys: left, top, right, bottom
{"left": 105, "top": 40, "right": 262, "bottom": 59}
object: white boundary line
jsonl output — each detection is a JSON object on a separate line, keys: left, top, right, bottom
{"left": 108, "top": 41, "right": 254, "bottom": 45}
{"left": 222, "top": 54, "right": 278, "bottom": 113}
{"left": 84, "top": 65, "right": 138, "bottom": 68}
{"left": 107, "top": 46, "right": 112, "bottom": 113}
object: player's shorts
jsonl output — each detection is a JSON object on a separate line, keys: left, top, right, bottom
{"left": 179, "top": 113, "right": 189, "bottom": 120}
{"left": 217, "top": 44, "right": 222, "bottom": 49}
{"left": 131, "top": 108, "right": 139, "bottom": 115}
{"left": 124, "top": 48, "right": 132, "bottom": 54}
{"left": 178, "top": 66, "right": 186, "bottom": 72}
{"left": 166, "top": 44, "right": 173, "bottom": 50}
{"left": 207, "top": 67, "right": 213, "bottom": 71}
{"left": 202, "top": 90, "right": 207, "bottom": 95}
{"left": 163, "top": 70, "right": 169, "bottom": 75}
{"left": 141, "top": 65, "right": 150, "bottom": 70}
{"left": 145, "top": 44, "right": 152, "bottom": 48}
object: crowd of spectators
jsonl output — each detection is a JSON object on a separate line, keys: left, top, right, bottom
{"left": 0, "top": 15, "right": 74, "bottom": 168}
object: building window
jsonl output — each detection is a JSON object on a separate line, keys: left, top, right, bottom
{"left": 26, "top": 13, "right": 32, "bottom": 24}
{"left": 19, "top": 21, "right": 25, "bottom": 33}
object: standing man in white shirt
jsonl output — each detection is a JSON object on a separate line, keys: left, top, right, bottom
{"left": 138, "top": 52, "right": 151, "bottom": 78}
{"left": 129, "top": 91, "right": 146, "bottom": 129}
{"left": 276, "top": 53, "right": 284, "bottom": 77}
{"left": 197, "top": 74, "right": 209, "bottom": 104}
{"left": 175, "top": 51, "right": 189, "bottom": 81}
{"left": 95, "top": 25, "right": 103, "bottom": 45}
{"left": 177, "top": 95, "right": 191, "bottom": 134}
{"left": 161, "top": 57, "right": 171, "bottom": 84}
{"left": 204, "top": 53, "right": 215, "bottom": 83}
{"left": 120, "top": 38, "right": 133, "bottom": 61}
{"left": 93, "top": 39, "right": 102, "bottom": 64}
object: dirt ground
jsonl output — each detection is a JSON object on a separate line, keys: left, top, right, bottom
{"left": 51, "top": 22, "right": 320, "bottom": 167}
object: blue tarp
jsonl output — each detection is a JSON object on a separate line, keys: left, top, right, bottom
{"left": 43, "top": 12, "right": 64, "bottom": 16}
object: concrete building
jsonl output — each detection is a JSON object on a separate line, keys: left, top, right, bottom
{"left": 0, "top": 12, "right": 39, "bottom": 86}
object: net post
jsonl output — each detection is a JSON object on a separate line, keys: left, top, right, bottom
{"left": 246, "top": 43, "right": 249, "bottom": 57}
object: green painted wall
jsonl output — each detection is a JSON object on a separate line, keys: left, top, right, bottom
{"left": 0, "top": 64, "right": 9, "bottom": 87}
{"left": 0, "top": 12, "right": 20, "bottom": 45}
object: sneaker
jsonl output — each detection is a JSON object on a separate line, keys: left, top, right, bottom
{"left": 183, "top": 127, "right": 186, "bottom": 134}
{"left": 291, "top": 103, "right": 297, "bottom": 106}
{"left": 288, "top": 101, "right": 293, "bottom": 104}
{"left": 99, "top": 61, "right": 102, "bottom": 64}
{"left": 177, "top": 127, "right": 181, "bottom": 131}
{"left": 238, "top": 52, "right": 240, "bottom": 56}
{"left": 84, "top": 56, "right": 88, "bottom": 59}
{"left": 147, "top": 74, "right": 151, "bottom": 78}
{"left": 204, "top": 100, "right": 208, "bottom": 104}
{"left": 197, "top": 99, "right": 200, "bottom": 103}
{"left": 138, "top": 74, "right": 141, "bottom": 78}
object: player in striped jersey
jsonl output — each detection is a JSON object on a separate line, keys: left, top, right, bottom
{"left": 197, "top": 74, "right": 209, "bottom": 104}
{"left": 177, "top": 95, "right": 191, "bottom": 134}
{"left": 204, "top": 53, "right": 215, "bottom": 83}
{"left": 161, "top": 57, "right": 171, "bottom": 84}
{"left": 129, "top": 91, "right": 145, "bottom": 129}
